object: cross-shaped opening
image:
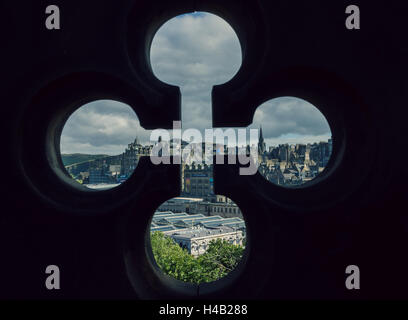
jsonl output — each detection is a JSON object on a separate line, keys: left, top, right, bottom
{"left": 148, "top": 12, "right": 246, "bottom": 284}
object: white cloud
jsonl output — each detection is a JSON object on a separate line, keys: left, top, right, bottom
{"left": 248, "top": 96, "right": 332, "bottom": 145}
{"left": 60, "top": 100, "right": 151, "bottom": 155}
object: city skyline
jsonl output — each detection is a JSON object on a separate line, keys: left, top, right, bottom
{"left": 61, "top": 132, "right": 332, "bottom": 157}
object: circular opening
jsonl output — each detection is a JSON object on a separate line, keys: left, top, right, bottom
{"left": 249, "top": 96, "right": 333, "bottom": 187}
{"left": 149, "top": 196, "right": 247, "bottom": 284}
{"left": 59, "top": 100, "right": 149, "bottom": 190}
{"left": 150, "top": 11, "right": 242, "bottom": 87}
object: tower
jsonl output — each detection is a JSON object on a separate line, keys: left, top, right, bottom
{"left": 258, "top": 126, "right": 266, "bottom": 155}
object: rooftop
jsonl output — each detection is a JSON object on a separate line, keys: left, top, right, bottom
{"left": 171, "top": 226, "right": 238, "bottom": 240}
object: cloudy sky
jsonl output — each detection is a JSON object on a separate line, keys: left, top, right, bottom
{"left": 60, "top": 12, "right": 331, "bottom": 155}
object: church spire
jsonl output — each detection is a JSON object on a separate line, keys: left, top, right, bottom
{"left": 258, "top": 126, "right": 266, "bottom": 155}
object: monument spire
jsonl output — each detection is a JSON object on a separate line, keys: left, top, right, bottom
{"left": 258, "top": 126, "right": 266, "bottom": 155}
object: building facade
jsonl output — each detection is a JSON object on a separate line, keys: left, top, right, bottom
{"left": 170, "top": 227, "right": 244, "bottom": 257}
{"left": 182, "top": 163, "right": 214, "bottom": 198}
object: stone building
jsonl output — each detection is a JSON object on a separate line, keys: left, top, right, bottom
{"left": 158, "top": 197, "right": 243, "bottom": 218}
{"left": 88, "top": 166, "right": 116, "bottom": 184}
{"left": 182, "top": 163, "right": 213, "bottom": 198}
{"left": 158, "top": 197, "right": 204, "bottom": 213}
{"left": 257, "top": 138, "right": 332, "bottom": 186}
{"left": 120, "top": 137, "right": 152, "bottom": 178}
{"left": 170, "top": 226, "right": 244, "bottom": 257}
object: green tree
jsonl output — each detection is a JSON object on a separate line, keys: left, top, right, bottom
{"left": 197, "top": 238, "right": 244, "bottom": 277}
{"left": 150, "top": 231, "right": 244, "bottom": 284}
{"left": 150, "top": 231, "right": 198, "bottom": 282}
